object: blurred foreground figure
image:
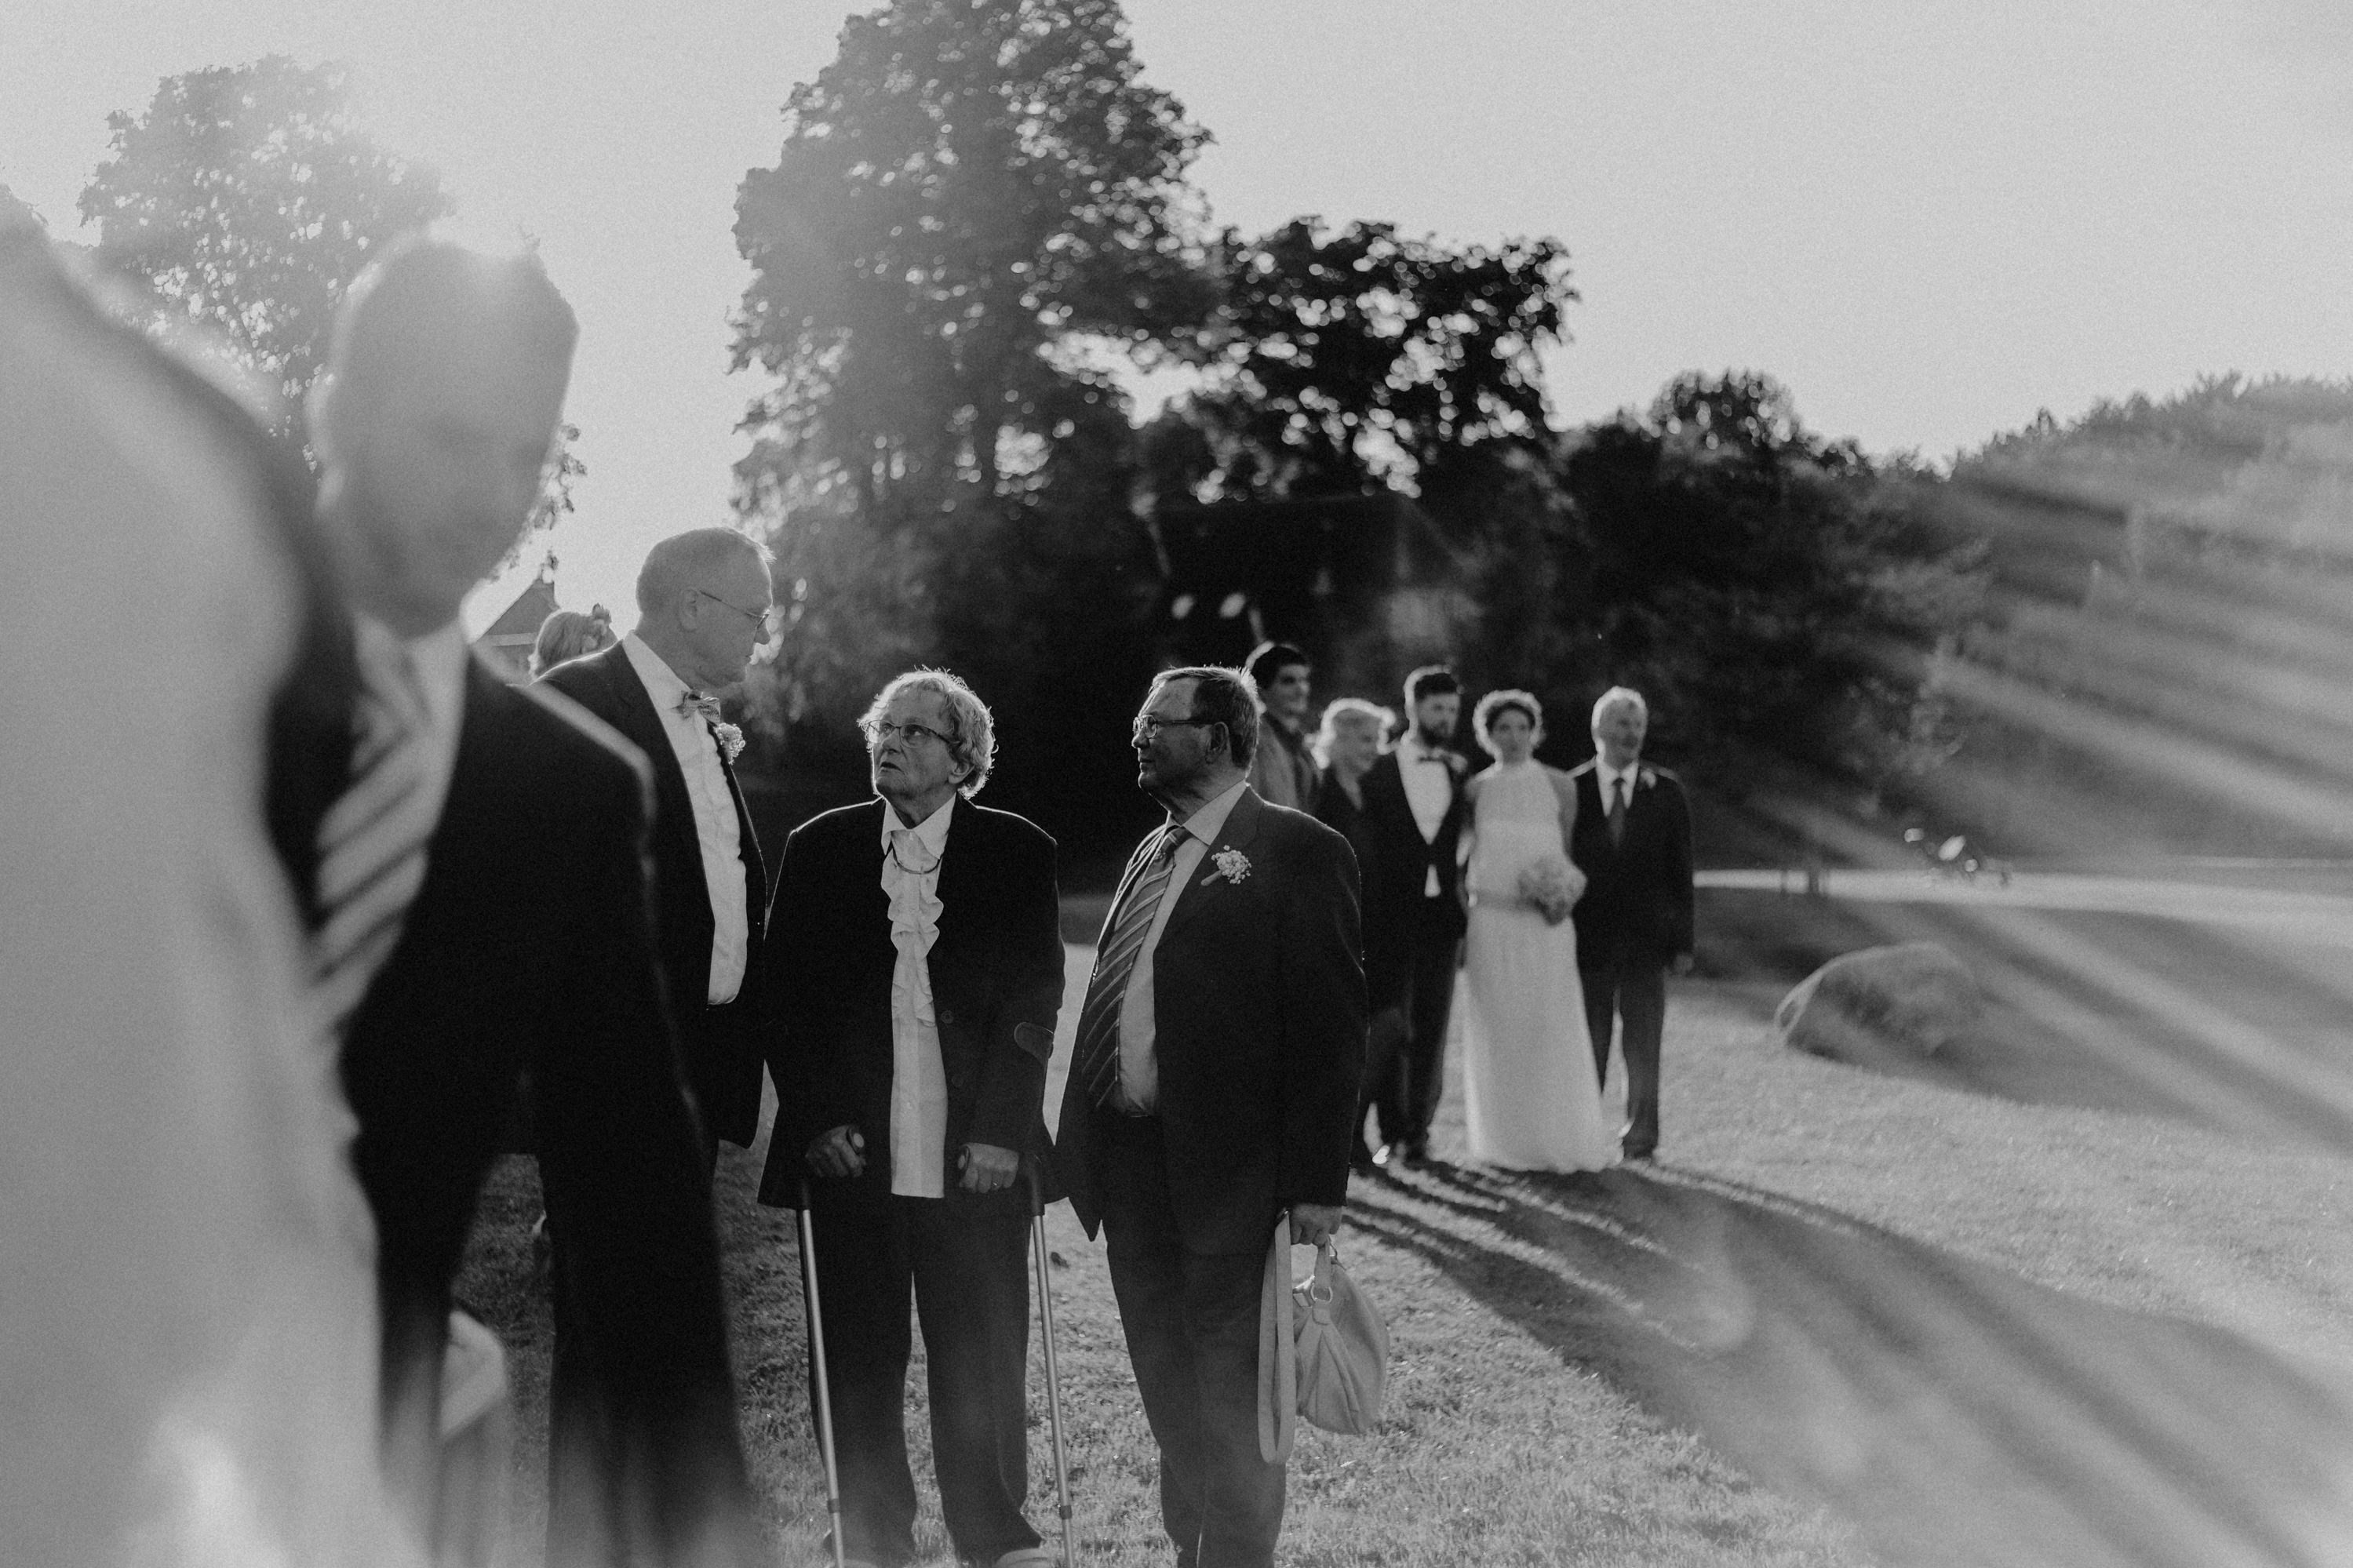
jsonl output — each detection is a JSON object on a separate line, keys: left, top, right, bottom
{"left": 0, "top": 228, "right": 421, "bottom": 1565}
{"left": 293, "top": 236, "right": 760, "bottom": 1565}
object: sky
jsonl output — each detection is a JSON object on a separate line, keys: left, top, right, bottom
{"left": 5, "top": 0, "right": 2350, "bottom": 630}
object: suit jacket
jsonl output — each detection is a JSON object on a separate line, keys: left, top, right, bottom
{"left": 757, "top": 798, "right": 1064, "bottom": 1214}
{"left": 1055, "top": 789, "right": 1367, "bottom": 1256}
{"left": 330, "top": 658, "right": 752, "bottom": 1553}
{"left": 1567, "top": 760, "right": 1696, "bottom": 970}
{"left": 541, "top": 641, "right": 771, "bottom": 1149}
{"left": 1355, "top": 746, "right": 1470, "bottom": 990}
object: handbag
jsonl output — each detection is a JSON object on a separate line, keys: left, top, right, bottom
{"left": 1258, "top": 1220, "right": 1390, "bottom": 1461}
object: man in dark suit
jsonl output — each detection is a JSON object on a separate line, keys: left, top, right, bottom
{"left": 1567, "top": 686, "right": 1696, "bottom": 1162}
{"left": 539, "top": 526, "right": 774, "bottom": 1162}
{"left": 1056, "top": 665, "right": 1366, "bottom": 1568}
{"left": 290, "top": 237, "right": 759, "bottom": 1566}
{"left": 759, "top": 671, "right": 1064, "bottom": 1568}
{"left": 1352, "top": 664, "right": 1470, "bottom": 1166}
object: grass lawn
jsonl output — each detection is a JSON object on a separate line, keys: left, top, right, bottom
{"left": 458, "top": 944, "right": 2353, "bottom": 1567}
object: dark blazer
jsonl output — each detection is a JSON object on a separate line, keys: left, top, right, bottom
{"left": 1353, "top": 746, "right": 1469, "bottom": 1008}
{"left": 333, "top": 659, "right": 751, "bottom": 1548}
{"left": 1566, "top": 760, "right": 1696, "bottom": 970}
{"left": 541, "top": 640, "right": 771, "bottom": 1149}
{"left": 1055, "top": 788, "right": 1367, "bottom": 1256}
{"left": 758, "top": 797, "right": 1064, "bottom": 1214}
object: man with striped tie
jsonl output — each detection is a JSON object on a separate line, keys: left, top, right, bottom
{"left": 290, "top": 237, "right": 759, "bottom": 1566}
{"left": 1054, "top": 666, "right": 1366, "bottom": 1568}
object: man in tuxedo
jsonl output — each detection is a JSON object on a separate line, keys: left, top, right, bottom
{"left": 759, "top": 671, "right": 1063, "bottom": 1568}
{"left": 540, "top": 527, "right": 774, "bottom": 1162}
{"left": 1353, "top": 664, "right": 1470, "bottom": 1166}
{"left": 1055, "top": 666, "right": 1365, "bottom": 1568}
{"left": 1568, "top": 687, "right": 1696, "bottom": 1162}
{"left": 291, "top": 237, "right": 759, "bottom": 1565}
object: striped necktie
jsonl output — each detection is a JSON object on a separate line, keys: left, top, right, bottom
{"left": 311, "top": 636, "right": 439, "bottom": 1035}
{"left": 1607, "top": 777, "right": 1628, "bottom": 846}
{"left": 1071, "top": 824, "right": 1186, "bottom": 1108}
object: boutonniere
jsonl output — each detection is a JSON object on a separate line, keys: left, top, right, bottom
{"left": 1638, "top": 766, "right": 1657, "bottom": 789}
{"left": 1201, "top": 847, "right": 1252, "bottom": 886}
{"left": 712, "top": 722, "right": 746, "bottom": 764}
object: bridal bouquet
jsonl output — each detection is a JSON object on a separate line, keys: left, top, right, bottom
{"left": 1517, "top": 854, "right": 1585, "bottom": 926}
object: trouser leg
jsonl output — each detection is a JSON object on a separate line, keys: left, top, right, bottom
{"left": 910, "top": 1199, "right": 1039, "bottom": 1563}
{"left": 1581, "top": 961, "right": 1619, "bottom": 1090}
{"left": 1101, "top": 1119, "right": 1284, "bottom": 1568}
{"left": 1401, "top": 913, "right": 1461, "bottom": 1147}
{"left": 1617, "top": 963, "right": 1667, "bottom": 1157}
{"left": 808, "top": 1181, "right": 920, "bottom": 1566}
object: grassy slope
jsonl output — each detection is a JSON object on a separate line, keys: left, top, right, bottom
{"left": 458, "top": 951, "right": 2353, "bottom": 1566}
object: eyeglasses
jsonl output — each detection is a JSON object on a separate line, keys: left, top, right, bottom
{"left": 867, "top": 719, "right": 951, "bottom": 748}
{"left": 1131, "top": 713, "right": 1218, "bottom": 741}
{"left": 694, "top": 586, "right": 774, "bottom": 631}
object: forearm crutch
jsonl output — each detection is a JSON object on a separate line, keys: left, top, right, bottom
{"left": 1028, "top": 1163, "right": 1077, "bottom": 1566}
{"left": 796, "top": 1179, "right": 847, "bottom": 1568}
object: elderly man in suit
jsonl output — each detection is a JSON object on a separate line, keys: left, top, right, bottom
{"left": 540, "top": 526, "right": 774, "bottom": 1163}
{"left": 290, "top": 236, "right": 759, "bottom": 1566}
{"left": 760, "top": 671, "right": 1064, "bottom": 1568}
{"left": 1568, "top": 686, "right": 1696, "bottom": 1162}
{"left": 1056, "top": 665, "right": 1366, "bottom": 1568}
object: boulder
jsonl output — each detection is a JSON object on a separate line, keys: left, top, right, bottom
{"left": 1776, "top": 942, "right": 1982, "bottom": 1063}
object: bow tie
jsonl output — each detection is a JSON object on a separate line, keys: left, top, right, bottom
{"left": 676, "top": 690, "right": 721, "bottom": 723}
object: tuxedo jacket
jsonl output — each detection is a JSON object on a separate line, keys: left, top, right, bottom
{"left": 1566, "top": 760, "right": 1696, "bottom": 970}
{"left": 1354, "top": 746, "right": 1470, "bottom": 993}
{"left": 1055, "top": 789, "right": 1367, "bottom": 1256}
{"left": 757, "top": 798, "right": 1064, "bottom": 1215}
{"left": 300, "top": 657, "right": 750, "bottom": 1547}
{"left": 541, "top": 642, "right": 771, "bottom": 1149}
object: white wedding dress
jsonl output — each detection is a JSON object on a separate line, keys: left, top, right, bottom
{"left": 1459, "top": 761, "right": 1617, "bottom": 1171}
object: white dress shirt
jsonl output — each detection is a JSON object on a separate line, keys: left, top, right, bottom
{"left": 1396, "top": 732, "right": 1454, "bottom": 896}
{"left": 356, "top": 614, "right": 469, "bottom": 837}
{"left": 880, "top": 795, "right": 956, "bottom": 1198}
{"left": 1116, "top": 777, "right": 1249, "bottom": 1113}
{"left": 621, "top": 634, "right": 749, "bottom": 1003}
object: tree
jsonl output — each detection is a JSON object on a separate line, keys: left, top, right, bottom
{"left": 731, "top": 0, "right": 1213, "bottom": 514}
{"left": 730, "top": 0, "right": 1211, "bottom": 826}
{"left": 1156, "top": 217, "right": 1575, "bottom": 501}
{"left": 80, "top": 57, "right": 451, "bottom": 417}
{"left": 1553, "top": 372, "right": 1987, "bottom": 803}
{"left": 79, "top": 56, "right": 581, "bottom": 548}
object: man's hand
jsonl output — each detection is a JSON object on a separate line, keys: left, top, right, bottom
{"left": 806, "top": 1125, "right": 865, "bottom": 1180}
{"left": 1290, "top": 1203, "right": 1343, "bottom": 1248}
{"left": 958, "top": 1142, "right": 1021, "bottom": 1195}
{"left": 1670, "top": 951, "right": 1696, "bottom": 977}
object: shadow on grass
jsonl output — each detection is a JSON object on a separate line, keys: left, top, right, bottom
{"left": 1352, "top": 1158, "right": 2353, "bottom": 1568}
{"left": 1704, "top": 887, "right": 2353, "bottom": 1152}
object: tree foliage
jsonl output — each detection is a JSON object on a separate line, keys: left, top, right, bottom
{"left": 1154, "top": 217, "right": 1575, "bottom": 501}
{"left": 79, "top": 56, "right": 452, "bottom": 416}
{"left": 1553, "top": 372, "right": 1987, "bottom": 799}
{"left": 731, "top": 0, "right": 1205, "bottom": 828}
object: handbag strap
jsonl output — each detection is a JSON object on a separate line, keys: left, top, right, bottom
{"left": 1305, "top": 1239, "right": 1338, "bottom": 1305}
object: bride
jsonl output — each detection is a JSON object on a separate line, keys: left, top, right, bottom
{"left": 1459, "top": 690, "right": 1616, "bottom": 1171}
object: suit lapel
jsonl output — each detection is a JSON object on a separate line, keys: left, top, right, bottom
{"left": 1156, "top": 788, "right": 1265, "bottom": 947}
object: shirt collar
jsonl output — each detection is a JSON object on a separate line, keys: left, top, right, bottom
{"left": 1175, "top": 777, "right": 1250, "bottom": 845}
{"left": 1597, "top": 756, "right": 1641, "bottom": 793}
{"left": 621, "top": 631, "right": 694, "bottom": 708}
{"left": 1398, "top": 731, "right": 1448, "bottom": 765}
{"left": 357, "top": 614, "right": 468, "bottom": 733}
{"left": 880, "top": 791, "right": 956, "bottom": 854}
